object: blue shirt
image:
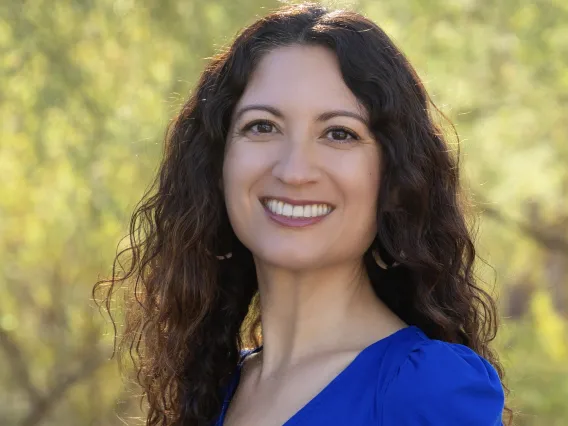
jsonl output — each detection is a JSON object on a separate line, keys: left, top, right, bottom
{"left": 215, "top": 325, "right": 505, "bottom": 425}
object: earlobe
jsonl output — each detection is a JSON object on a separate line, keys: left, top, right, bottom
{"left": 372, "top": 244, "right": 403, "bottom": 270}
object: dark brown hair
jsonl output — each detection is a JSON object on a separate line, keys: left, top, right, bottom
{"left": 94, "top": 3, "right": 511, "bottom": 425}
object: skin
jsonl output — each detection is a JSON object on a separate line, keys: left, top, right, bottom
{"left": 222, "top": 45, "right": 406, "bottom": 426}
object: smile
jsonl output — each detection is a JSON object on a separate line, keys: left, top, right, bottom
{"left": 260, "top": 197, "right": 335, "bottom": 228}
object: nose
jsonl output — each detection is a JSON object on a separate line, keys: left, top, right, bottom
{"left": 272, "top": 137, "right": 321, "bottom": 186}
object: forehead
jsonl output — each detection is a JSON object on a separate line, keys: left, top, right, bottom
{"left": 235, "top": 45, "right": 366, "bottom": 118}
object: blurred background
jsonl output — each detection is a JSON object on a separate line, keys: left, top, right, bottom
{"left": 1, "top": 0, "right": 567, "bottom": 425}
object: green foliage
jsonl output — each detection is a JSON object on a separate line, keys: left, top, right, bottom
{"left": 1, "top": 0, "right": 566, "bottom": 424}
{"left": 495, "top": 317, "right": 568, "bottom": 426}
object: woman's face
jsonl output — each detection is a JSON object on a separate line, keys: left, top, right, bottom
{"left": 223, "top": 45, "right": 381, "bottom": 270}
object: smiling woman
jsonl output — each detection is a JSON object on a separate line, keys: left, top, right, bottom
{"left": 223, "top": 45, "right": 381, "bottom": 270}
{"left": 94, "top": 3, "right": 510, "bottom": 426}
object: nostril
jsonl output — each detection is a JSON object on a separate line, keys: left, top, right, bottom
{"left": 271, "top": 145, "right": 321, "bottom": 185}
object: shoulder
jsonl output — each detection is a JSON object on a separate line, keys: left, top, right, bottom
{"left": 381, "top": 332, "right": 505, "bottom": 425}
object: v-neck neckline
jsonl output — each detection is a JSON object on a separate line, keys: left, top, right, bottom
{"left": 219, "top": 325, "right": 417, "bottom": 426}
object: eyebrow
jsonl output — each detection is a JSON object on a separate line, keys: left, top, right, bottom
{"left": 233, "top": 104, "right": 369, "bottom": 126}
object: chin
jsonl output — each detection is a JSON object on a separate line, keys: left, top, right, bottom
{"left": 253, "top": 247, "right": 327, "bottom": 271}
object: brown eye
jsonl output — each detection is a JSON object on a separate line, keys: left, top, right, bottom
{"left": 243, "top": 120, "right": 275, "bottom": 135}
{"left": 255, "top": 123, "right": 273, "bottom": 133}
{"left": 326, "top": 127, "right": 359, "bottom": 142}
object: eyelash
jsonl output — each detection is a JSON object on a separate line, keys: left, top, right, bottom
{"left": 240, "top": 119, "right": 361, "bottom": 142}
{"left": 240, "top": 120, "right": 274, "bottom": 135}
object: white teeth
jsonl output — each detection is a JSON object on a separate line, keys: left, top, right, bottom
{"left": 282, "top": 203, "right": 293, "bottom": 216}
{"left": 263, "top": 199, "right": 333, "bottom": 218}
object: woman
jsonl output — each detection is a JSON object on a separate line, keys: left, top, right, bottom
{"left": 94, "top": 3, "right": 511, "bottom": 425}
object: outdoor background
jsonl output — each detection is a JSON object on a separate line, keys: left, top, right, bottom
{"left": 1, "top": 0, "right": 567, "bottom": 425}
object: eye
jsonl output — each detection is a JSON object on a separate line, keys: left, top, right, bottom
{"left": 325, "top": 126, "right": 360, "bottom": 143}
{"left": 241, "top": 120, "right": 277, "bottom": 135}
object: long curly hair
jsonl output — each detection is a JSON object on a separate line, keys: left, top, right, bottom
{"left": 93, "top": 3, "right": 511, "bottom": 425}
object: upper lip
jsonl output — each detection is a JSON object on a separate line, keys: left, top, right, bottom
{"left": 260, "top": 196, "right": 336, "bottom": 207}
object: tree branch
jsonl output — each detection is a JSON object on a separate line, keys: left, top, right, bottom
{"left": 18, "top": 355, "right": 107, "bottom": 426}
{"left": 0, "top": 326, "right": 108, "bottom": 426}
{"left": 0, "top": 327, "right": 42, "bottom": 404}
{"left": 480, "top": 204, "right": 568, "bottom": 254}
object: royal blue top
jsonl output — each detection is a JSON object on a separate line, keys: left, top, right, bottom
{"left": 215, "top": 325, "right": 505, "bottom": 425}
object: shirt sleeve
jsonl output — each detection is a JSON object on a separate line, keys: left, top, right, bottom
{"left": 381, "top": 338, "right": 505, "bottom": 425}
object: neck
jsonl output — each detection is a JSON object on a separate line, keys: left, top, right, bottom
{"left": 251, "top": 258, "right": 402, "bottom": 379}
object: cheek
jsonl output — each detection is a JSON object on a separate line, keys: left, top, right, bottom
{"left": 223, "top": 141, "right": 249, "bottom": 189}
{"left": 336, "top": 148, "right": 381, "bottom": 237}
{"left": 222, "top": 144, "right": 246, "bottom": 213}
{"left": 360, "top": 145, "right": 381, "bottom": 198}
{"left": 222, "top": 141, "right": 267, "bottom": 224}
{"left": 222, "top": 148, "right": 249, "bottom": 248}
{"left": 334, "top": 147, "right": 381, "bottom": 205}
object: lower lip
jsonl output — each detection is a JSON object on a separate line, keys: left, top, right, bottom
{"left": 262, "top": 204, "right": 330, "bottom": 228}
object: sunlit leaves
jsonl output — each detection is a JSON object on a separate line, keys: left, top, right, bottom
{"left": 1, "top": 1, "right": 566, "bottom": 425}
